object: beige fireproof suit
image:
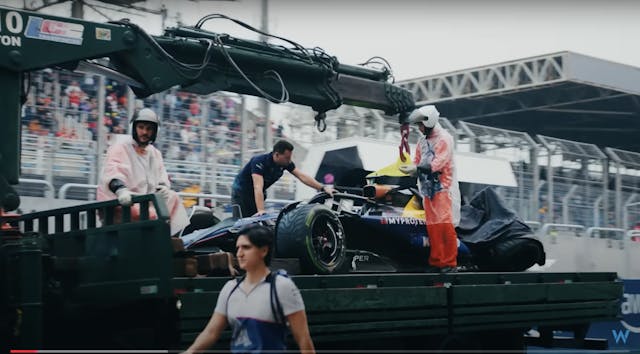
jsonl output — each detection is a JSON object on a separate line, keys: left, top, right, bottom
{"left": 97, "top": 136, "right": 189, "bottom": 235}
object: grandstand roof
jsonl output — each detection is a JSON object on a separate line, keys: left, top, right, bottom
{"left": 399, "top": 51, "right": 640, "bottom": 152}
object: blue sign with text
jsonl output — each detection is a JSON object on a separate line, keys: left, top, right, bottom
{"left": 588, "top": 279, "right": 640, "bottom": 350}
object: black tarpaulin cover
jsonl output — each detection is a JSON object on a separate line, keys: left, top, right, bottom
{"left": 457, "top": 187, "right": 534, "bottom": 245}
{"left": 456, "top": 187, "right": 545, "bottom": 270}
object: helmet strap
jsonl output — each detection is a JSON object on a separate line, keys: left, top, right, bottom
{"left": 423, "top": 126, "right": 434, "bottom": 137}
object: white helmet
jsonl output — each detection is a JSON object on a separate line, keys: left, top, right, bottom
{"left": 131, "top": 108, "right": 160, "bottom": 126}
{"left": 408, "top": 105, "right": 440, "bottom": 128}
{"left": 131, "top": 108, "right": 160, "bottom": 144}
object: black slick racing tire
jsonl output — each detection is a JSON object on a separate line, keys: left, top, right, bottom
{"left": 276, "top": 203, "right": 346, "bottom": 274}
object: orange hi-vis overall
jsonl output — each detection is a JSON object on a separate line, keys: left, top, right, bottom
{"left": 414, "top": 124, "right": 460, "bottom": 268}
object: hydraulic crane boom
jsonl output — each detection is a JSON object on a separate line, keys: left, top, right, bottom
{"left": 0, "top": 6, "right": 415, "bottom": 211}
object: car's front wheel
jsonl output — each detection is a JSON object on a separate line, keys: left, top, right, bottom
{"left": 276, "top": 203, "right": 346, "bottom": 274}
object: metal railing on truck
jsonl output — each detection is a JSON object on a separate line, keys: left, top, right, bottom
{"left": 14, "top": 193, "right": 174, "bottom": 299}
{"left": 3, "top": 194, "right": 176, "bottom": 348}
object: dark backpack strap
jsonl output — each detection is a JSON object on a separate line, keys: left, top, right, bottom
{"left": 225, "top": 275, "right": 245, "bottom": 318}
{"left": 267, "top": 270, "right": 287, "bottom": 325}
{"left": 227, "top": 272, "right": 287, "bottom": 326}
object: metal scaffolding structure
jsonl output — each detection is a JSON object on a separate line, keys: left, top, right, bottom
{"left": 399, "top": 52, "right": 564, "bottom": 105}
{"left": 398, "top": 51, "right": 640, "bottom": 152}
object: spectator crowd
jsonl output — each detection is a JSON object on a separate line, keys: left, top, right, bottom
{"left": 20, "top": 68, "right": 289, "bottom": 194}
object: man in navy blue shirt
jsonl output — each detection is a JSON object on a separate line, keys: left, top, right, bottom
{"left": 232, "top": 140, "right": 334, "bottom": 217}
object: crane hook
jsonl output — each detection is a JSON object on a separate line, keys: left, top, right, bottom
{"left": 399, "top": 123, "right": 410, "bottom": 161}
{"left": 315, "top": 112, "right": 327, "bottom": 133}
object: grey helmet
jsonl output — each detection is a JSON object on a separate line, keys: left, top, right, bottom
{"left": 130, "top": 108, "right": 160, "bottom": 144}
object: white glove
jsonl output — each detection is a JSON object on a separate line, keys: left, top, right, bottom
{"left": 399, "top": 163, "right": 417, "bottom": 175}
{"left": 115, "top": 187, "right": 132, "bottom": 206}
{"left": 156, "top": 184, "right": 171, "bottom": 201}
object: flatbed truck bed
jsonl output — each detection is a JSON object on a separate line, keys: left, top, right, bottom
{"left": 1, "top": 196, "right": 622, "bottom": 352}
